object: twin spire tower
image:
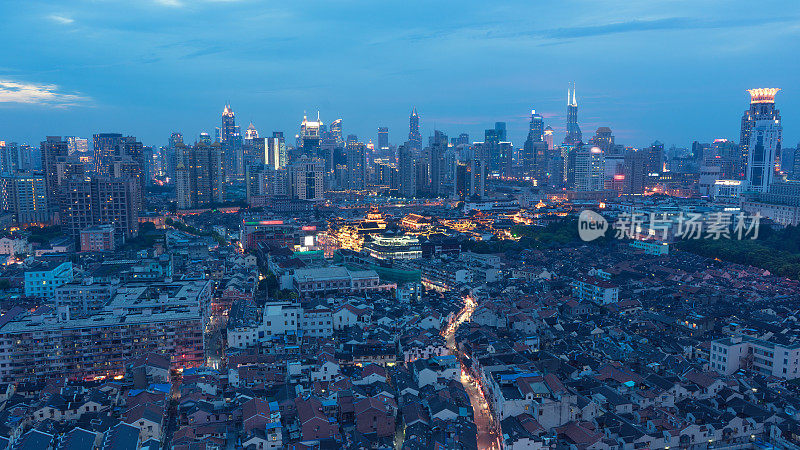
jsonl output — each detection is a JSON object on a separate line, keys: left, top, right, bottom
{"left": 564, "top": 83, "right": 582, "bottom": 145}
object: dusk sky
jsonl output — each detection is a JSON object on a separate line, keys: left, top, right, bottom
{"left": 1, "top": 0, "right": 798, "bottom": 149}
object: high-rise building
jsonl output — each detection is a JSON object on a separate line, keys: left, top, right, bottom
{"left": 646, "top": 141, "right": 665, "bottom": 175}
{"left": 60, "top": 175, "right": 139, "bottom": 242}
{"left": 289, "top": 156, "right": 324, "bottom": 201}
{"left": 591, "top": 127, "right": 614, "bottom": 152}
{"left": 485, "top": 126, "right": 501, "bottom": 172}
{"left": 692, "top": 141, "right": 709, "bottom": 162}
{"left": 170, "top": 132, "right": 184, "bottom": 147}
{"left": 0, "top": 172, "right": 49, "bottom": 225}
{"left": 92, "top": 133, "right": 124, "bottom": 176}
{"left": 65, "top": 136, "right": 88, "bottom": 155}
{"left": 110, "top": 156, "right": 144, "bottom": 211}
{"left": 495, "top": 122, "right": 507, "bottom": 141}
{"left": 527, "top": 110, "right": 544, "bottom": 143}
{"left": 245, "top": 137, "right": 265, "bottom": 169}
{"left": 242, "top": 123, "right": 262, "bottom": 169}
{"left": 544, "top": 126, "right": 554, "bottom": 150}
{"left": 347, "top": 142, "right": 367, "bottom": 190}
{"left": 470, "top": 143, "right": 488, "bottom": 198}
{"left": 245, "top": 123, "right": 259, "bottom": 141}
{"left": 267, "top": 132, "right": 287, "bottom": 169}
{"left": 245, "top": 164, "right": 289, "bottom": 206}
{"left": 704, "top": 139, "right": 741, "bottom": 179}
{"left": 622, "top": 149, "right": 647, "bottom": 194}
{"left": 398, "top": 145, "right": 416, "bottom": 198}
{"left": 162, "top": 132, "right": 184, "bottom": 182}
{"left": 740, "top": 88, "right": 782, "bottom": 193}
{"left": 40, "top": 136, "right": 69, "bottom": 205}
{"left": 454, "top": 156, "right": 487, "bottom": 201}
{"left": 216, "top": 104, "right": 243, "bottom": 179}
{"left": 329, "top": 119, "right": 344, "bottom": 148}
{"left": 300, "top": 112, "right": 323, "bottom": 158}
{"left": 377, "top": 127, "right": 389, "bottom": 151}
{"left": 453, "top": 133, "right": 470, "bottom": 147}
{"left": 217, "top": 104, "right": 237, "bottom": 144}
{"left": 428, "top": 130, "right": 448, "bottom": 196}
{"left": 175, "top": 142, "right": 224, "bottom": 209}
{"left": 791, "top": 143, "right": 800, "bottom": 181}
{"left": 521, "top": 140, "right": 548, "bottom": 181}
{"left": 408, "top": 108, "right": 421, "bottom": 151}
{"left": 454, "top": 161, "right": 471, "bottom": 200}
{"left": 91, "top": 134, "right": 145, "bottom": 206}
{"left": 568, "top": 146, "right": 605, "bottom": 191}
{"left": 564, "top": 85, "right": 582, "bottom": 145}
{"left": 522, "top": 112, "right": 550, "bottom": 182}
{"left": 499, "top": 141, "right": 513, "bottom": 177}
{"left": 780, "top": 146, "right": 796, "bottom": 179}
{"left": 0, "top": 141, "right": 19, "bottom": 175}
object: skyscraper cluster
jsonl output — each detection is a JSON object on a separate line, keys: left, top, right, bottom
{"left": 1, "top": 85, "right": 793, "bottom": 237}
{"left": 1, "top": 133, "right": 146, "bottom": 244}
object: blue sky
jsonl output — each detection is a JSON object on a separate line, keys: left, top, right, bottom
{"left": 1, "top": 0, "right": 798, "bottom": 149}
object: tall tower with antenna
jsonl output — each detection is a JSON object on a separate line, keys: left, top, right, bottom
{"left": 563, "top": 84, "right": 582, "bottom": 146}
{"left": 408, "top": 107, "right": 421, "bottom": 151}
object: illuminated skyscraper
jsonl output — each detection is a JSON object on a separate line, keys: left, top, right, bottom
{"left": 0, "top": 142, "right": 19, "bottom": 175}
{"left": 568, "top": 146, "right": 604, "bottom": 191}
{"left": 485, "top": 123, "right": 506, "bottom": 173}
{"left": 289, "top": 156, "right": 324, "bottom": 201}
{"left": 564, "top": 85, "right": 582, "bottom": 145}
{"left": 543, "top": 126, "right": 554, "bottom": 150}
{"left": 65, "top": 136, "right": 88, "bottom": 155}
{"left": 92, "top": 133, "right": 123, "bottom": 175}
{"left": 300, "top": 112, "right": 323, "bottom": 158}
{"left": 170, "top": 132, "right": 183, "bottom": 147}
{"left": 329, "top": 119, "right": 344, "bottom": 147}
{"left": 522, "top": 110, "right": 547, "bottom": 178}
{"left": 377, "top": 127, "right": 389, "bottom": 151}
{"left": 408, "top": 108, "right": 421, "bottom": 151}
{"left": 527, "top": 110, "right": 544, "bottom": 143}
{"left": 0, "top": 172, "right": 48, "bottom": 224}
{"left": 216, "top": 104, "right": 242, "bottom": 178}
{"left": 217, "top": 104, "right": 237, "bottom": 143}
{"left": 646, "top": 141, "right": 664, "bottom": 175}
{"left": 242, "top": 123, "right": 262, "bottom": 168}
{"left": 740, "top": 88, "right": 782, "bottom": 193}
{"left": 267, "top": 132, "right": 287, "bottom": 169}
{"left": 245, "top": 123, "right": 259, "bottom": 141}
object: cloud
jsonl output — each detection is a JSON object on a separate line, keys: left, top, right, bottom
{"left": 152, "top": 0, "right": 248, "bottom": 6}
{"left": 48, "top": 14, "right": 74, "bottom": 25}
{"left": 377, "top": 15, "right": 800, "bottom": 47}
{"left": 0, "top": 80, "right": 90, "bottom": 108}
{"left": 536, "top": 17, "right": 796, "bottom": 40}
{"left": 153, "top": 0, "right": 183, "bottom": 7}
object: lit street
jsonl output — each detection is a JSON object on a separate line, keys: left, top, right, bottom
{"left": 443, "top": 296, "right": 502, "bottom": 450}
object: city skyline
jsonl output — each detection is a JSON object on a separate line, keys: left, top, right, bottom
{"left": 1, "top": 0, "right": 798, "bottom": 148}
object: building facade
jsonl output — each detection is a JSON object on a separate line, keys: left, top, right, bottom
{"left": 741, "top": 88, "right": 782, "bottom": 193}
